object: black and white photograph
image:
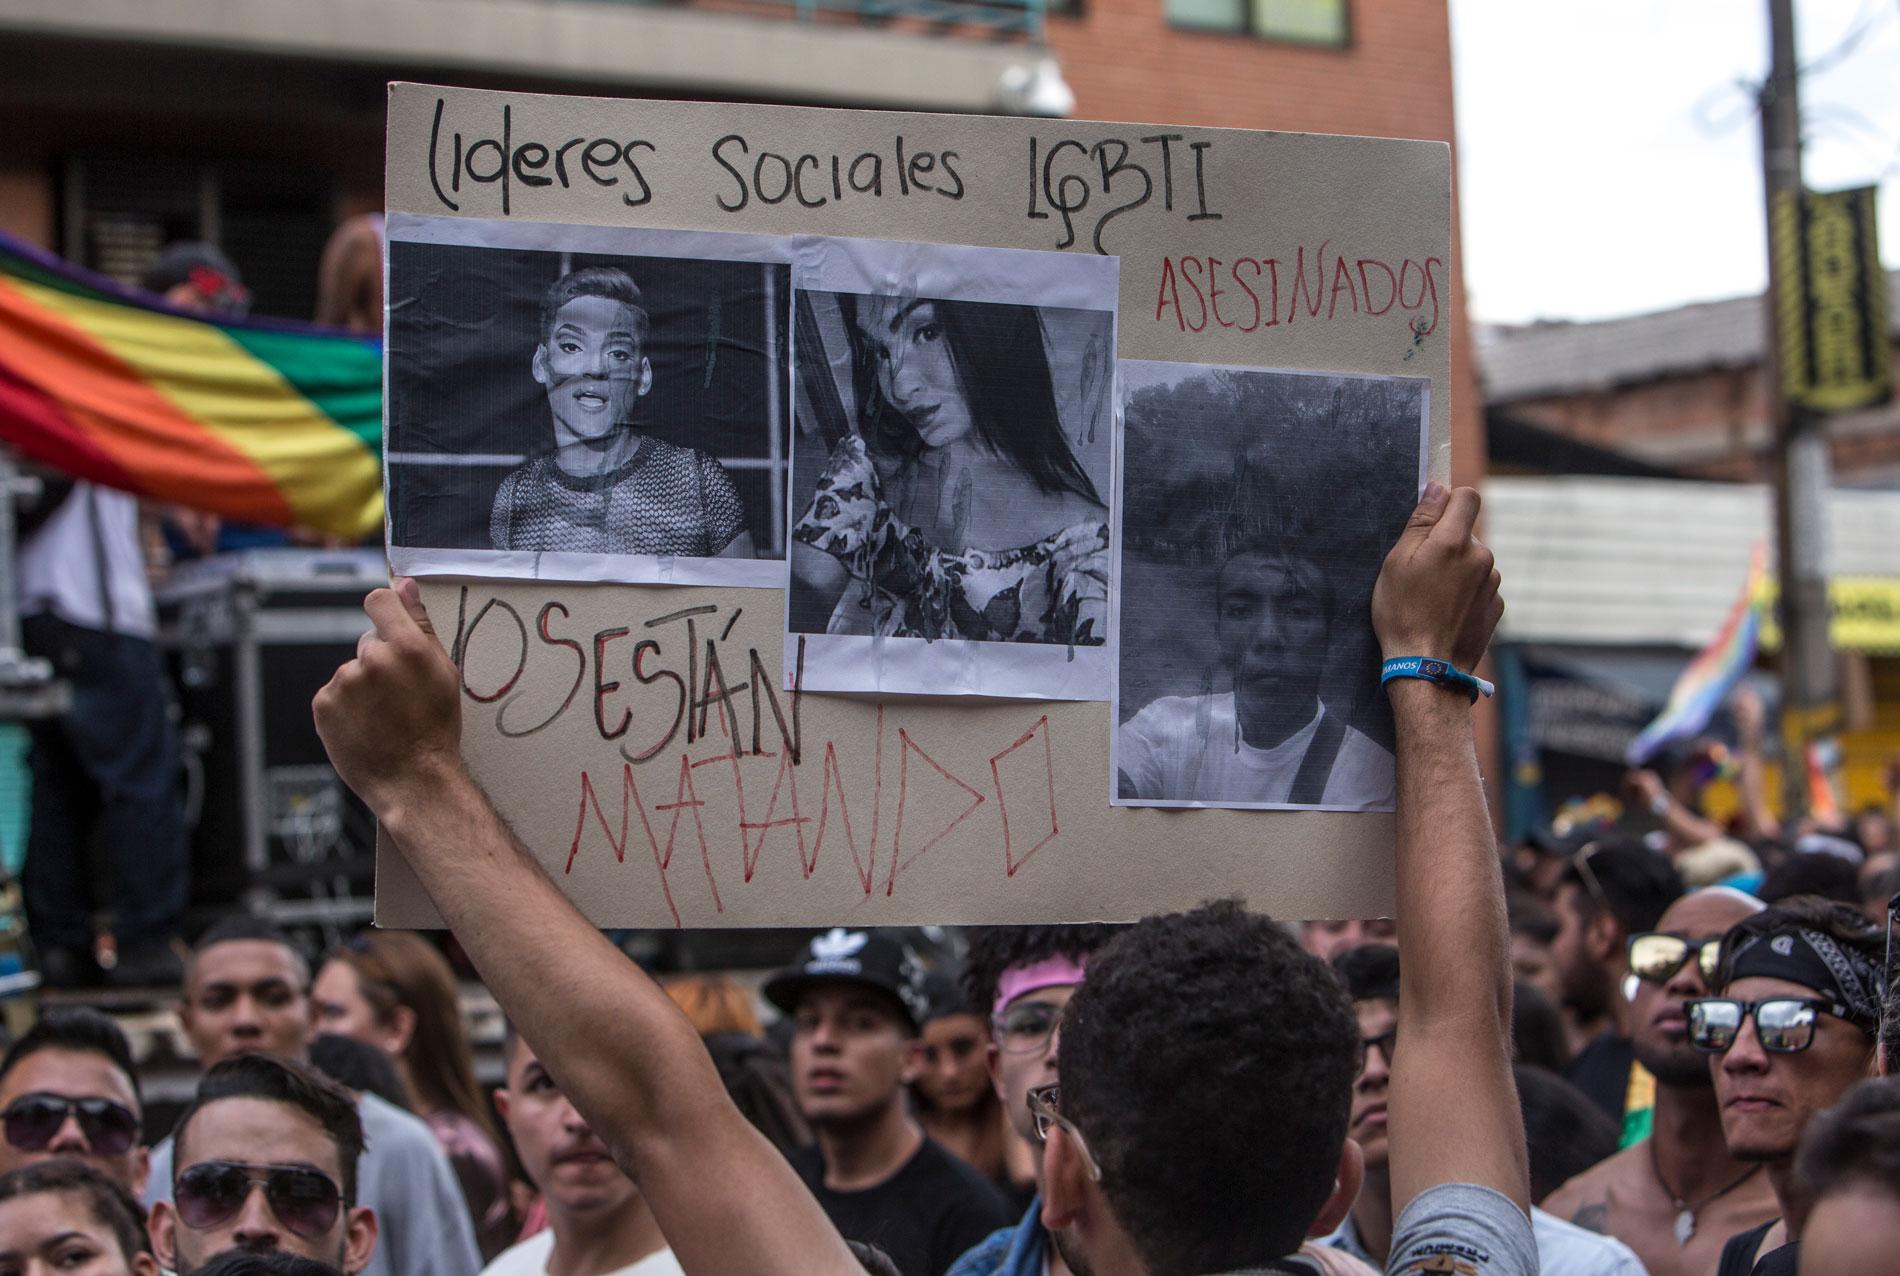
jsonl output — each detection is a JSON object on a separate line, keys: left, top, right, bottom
{"left": 1112, "top": 361, "right": 1429, "bottom": 811}
{"left": 785, "top": 237, "right": 1118, "bottom": 699}
{"left": 385, "top": 215, "right": 791, "bottom": 587}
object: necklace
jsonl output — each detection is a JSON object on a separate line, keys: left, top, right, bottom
{"left": 1648, "top": 1141, "right": 1764, "bottom": 1246}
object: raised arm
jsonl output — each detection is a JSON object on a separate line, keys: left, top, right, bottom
{"left": 312, "top": 581, "right": 860, "bottom": 1276}
{"left": 1729, "top": 686, "right": 1782, "bottom": 843}
{"left": 1370, "top": 484, "right": 1529, "bottom": 1217}
{"left": 1624, "top": 767, "right": 1727, "bottom": 850}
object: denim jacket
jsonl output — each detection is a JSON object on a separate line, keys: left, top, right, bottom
{"left": 946, "top": 1198, "right": 1046, "bottom": 1276}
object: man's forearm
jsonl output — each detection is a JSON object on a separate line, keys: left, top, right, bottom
{"left": 378, "top": 763, "right": 711, "bottom": 1148}
{"left": 1390, "top": 683, "right": 1507, "bottom": 1025}
{"left": 1387, "top": 680, "right": 1528, "bottom": 1213}
{"left": 1661, "top": 798, "right": 1725, "bottom": 849}
{"left": 378, "top": 762, "right": 861, "bottom": 1276}
{"left": 314, "top": 573, "right": 860, "bottom": 1276}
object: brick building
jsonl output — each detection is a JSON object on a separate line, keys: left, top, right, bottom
{"left": 1481, "top": 274, "right": 1900, "bottom": 488}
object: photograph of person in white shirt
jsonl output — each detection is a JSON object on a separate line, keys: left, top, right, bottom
{"left": 1116, "top": 532, "right": 1394, "bottom": 810}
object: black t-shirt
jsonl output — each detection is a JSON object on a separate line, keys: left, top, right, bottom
{"left": 1715, "top": 1219, "right": 1799, "bottom": 1276}
{"left": 1563, "top": 1030, "right": 1635, "bottom": 1123}
{"left": 791, "top": 1136, "right": 1013, "bottom": 1276}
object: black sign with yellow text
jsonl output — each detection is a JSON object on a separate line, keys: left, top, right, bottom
{"left": 1772, "top": 185, "right": 1892, "bottom": 413}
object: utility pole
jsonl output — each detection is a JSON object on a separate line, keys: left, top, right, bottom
{"left": 1761, "top": 0, "right": 1837, "bottom": 819}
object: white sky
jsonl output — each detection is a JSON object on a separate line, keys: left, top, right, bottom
{"left": 1450, "top": 0, "right": 1900, "bottom": 324}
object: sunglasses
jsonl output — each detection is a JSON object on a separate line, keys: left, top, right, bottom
{"left": 1686, "top": 997, "right": 1866, "bottom": 1055}
{"left": 1358, "top": 1028, "right": 1396, "bottom": 1070}
{"left": 1025, "top": 1084, "right": 1102, "bottom": 1181}
{"left": 1, "top": 1093, "right": 140, "bottom": 1156}
{"left": 1628, "top": 933, "right": 1724, "bottom": 986}
{"left": 175, "top": 1161, "right": 344, "bottom": 1241}
{"left": 992, "top": 1000, "right": 1063, "bottom": 1055}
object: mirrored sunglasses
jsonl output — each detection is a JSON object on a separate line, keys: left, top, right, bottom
{"left": 1628, "top": 933, "right": 1723, "bottom": 986}
{"left": 1685, "top": 996, "right": 1860, "bottom": 1055}
{"left": 0, "top": 1093, "right": 139, "bottom": 1156}
{"left": 175, "top": 1161, "right": 343, "bottom": 1241}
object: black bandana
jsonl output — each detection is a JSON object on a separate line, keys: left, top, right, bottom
{"left": 1726, "top": 926, "right": 1885, "bottom": 1026}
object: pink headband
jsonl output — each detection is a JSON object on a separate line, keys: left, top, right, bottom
{"left": 993, "top": 955, "right": 1088, "bottom": 1020}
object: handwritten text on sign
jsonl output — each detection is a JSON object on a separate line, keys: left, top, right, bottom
{"left": 449, "top": 586, "right": 1065, "bottom": 927}
{"left": 382, "top": 85, "right": 1449, "bottom": 926}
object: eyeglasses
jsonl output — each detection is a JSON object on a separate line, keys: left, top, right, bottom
{"left": 1025, "top": 1084, "right": 1101, "bottom": 1182}
{"left": 1, "top": 1093, "right": 140, "bottom": 1156}
{"left": 1628, "top": 933, "right": 1724, "bottom": 986}
{"left": 992, "top": 1000, "right": 1063, "bottom": 1055}
{"left": 1686, "top": 997, "right": 1867, "bottom": 1054}
{"left": 1358, "top": 1029, "right": 1396, "bottom": 1070}
{"left": 175, "top": 1161, "right": 344, "bottom": 1240}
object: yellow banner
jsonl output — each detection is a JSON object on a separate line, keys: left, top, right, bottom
{"left": 1757, "top": 576, "right": 1900, "bottom": 653}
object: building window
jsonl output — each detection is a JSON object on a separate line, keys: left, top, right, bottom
{"left": 60, "top": 154, "right": 334, "bottom": 321}
{"left": 1165, "top": 0, "right": 1347, "bottom": 44}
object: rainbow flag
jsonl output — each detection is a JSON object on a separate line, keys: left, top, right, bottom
{"left": 1625, "top": 546, "right": 1767, "bottom": 766}
{"left": 0, "top": 230, "right": 382, "bottom": 539}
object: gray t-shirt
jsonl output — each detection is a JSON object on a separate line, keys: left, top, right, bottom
{"left": 148, "top": 1090, "right": 483, "bottom": 1276}
{"left": 1386, "top": 1184, "right": 1540, "bottom": 1276}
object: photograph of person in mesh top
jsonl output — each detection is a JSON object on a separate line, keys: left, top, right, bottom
{"left": 384, "top": 219, "right": 790, "bottom": 587}
{"left": 488, "top": 264, "right": 753, "bottom": 559}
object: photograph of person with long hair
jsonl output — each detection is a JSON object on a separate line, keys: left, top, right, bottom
{"left": 786, "top": 242, "right": 1117, "bottom": 697}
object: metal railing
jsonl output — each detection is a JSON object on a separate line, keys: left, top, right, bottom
{"left": 576, "top": 0, "right": 1047, "bottom": 41}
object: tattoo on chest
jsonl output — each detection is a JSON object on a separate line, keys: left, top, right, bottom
{"left": 949, "top": 468, "right": 973, "bottom": 547}
{"left": 1571, "top": 1202, "right": 1609, "bottom": 1235}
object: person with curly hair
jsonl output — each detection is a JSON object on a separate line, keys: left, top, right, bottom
{"left": 196, "top": 1253, "right": 345, "bottom": 1276}
{"left": 946, "top": 925, "right": 1118, "bottom": 1276}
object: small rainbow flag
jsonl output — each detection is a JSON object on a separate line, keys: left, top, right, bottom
{"left": 1625, "top": 545, "right": 1767, "bottom": 766}
{"left": 0, "top": 230, "right": 382, "bottom": 539}
{"left": 1805, "top": 739, "right": 1844, "bottom": 826}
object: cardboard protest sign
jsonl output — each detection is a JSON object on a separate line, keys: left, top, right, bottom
{"left": 377, "top": 82, "right": 1452, "bottom": 927}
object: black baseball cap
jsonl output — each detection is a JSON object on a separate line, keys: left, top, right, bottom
{"left": 763, "top": 928, "right": 929, "bottom": 1031}
{"left": 140, "top": 242, "right": 250, "bottom": 316}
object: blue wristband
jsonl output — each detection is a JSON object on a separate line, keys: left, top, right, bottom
{"left": 1381, "top": 656, "right": 1495, "bottom": 703}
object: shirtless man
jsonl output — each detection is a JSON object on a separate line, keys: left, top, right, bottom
{"left": 1543, "top": 888, "right": 1779, "bottom": 1276}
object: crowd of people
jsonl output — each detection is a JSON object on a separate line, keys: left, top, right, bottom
{"left": 3, "top": 463, "right": 1899, "bottom": 1276}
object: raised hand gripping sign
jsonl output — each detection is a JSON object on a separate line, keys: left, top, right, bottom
{"left": 376, "top": 82, "right": 1451, "bottom": 928}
